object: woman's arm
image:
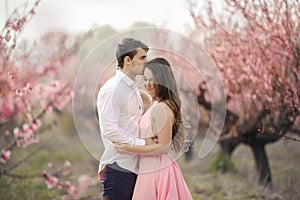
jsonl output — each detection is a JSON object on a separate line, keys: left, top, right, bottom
{"left": 114, "top": 103, "right": 174, "bottom": 155}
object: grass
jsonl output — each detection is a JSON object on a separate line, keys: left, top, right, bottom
{"left": 207, "top": 153, "right": 235, "bottom": 173}
{"left": 0, "top": 176, "right": 59, "bottom": 199}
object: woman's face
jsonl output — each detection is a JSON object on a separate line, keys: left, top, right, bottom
{"left": 143, "top": 68, "right": 156, "bottom": 98}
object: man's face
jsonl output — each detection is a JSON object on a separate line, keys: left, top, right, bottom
{"left": 130, "top": 48, "right": 148, "bottom": 75}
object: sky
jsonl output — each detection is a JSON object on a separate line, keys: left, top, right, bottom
{"left": 0, "top": 0, "right": 194, "bottom": 40}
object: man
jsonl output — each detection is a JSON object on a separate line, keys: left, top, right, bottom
{"left": 97, "top": 38, "right": 153, "bottom": 200}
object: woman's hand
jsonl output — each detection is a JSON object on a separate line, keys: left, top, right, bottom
{"left": 145, "top": 134, "right": 159, "bottom": 145}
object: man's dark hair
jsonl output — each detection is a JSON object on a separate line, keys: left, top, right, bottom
{"left": 116, "top": 38, "right": 149, "bottom": 68}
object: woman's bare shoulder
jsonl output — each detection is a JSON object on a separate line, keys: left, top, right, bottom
{"left": 151, "top": 102, "right": 174, "bottom": 119}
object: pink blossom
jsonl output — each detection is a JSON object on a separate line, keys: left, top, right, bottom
{"left": 42, "top": 170, "right": 58, "bottom": 189}
{"left": 15, "top": 89, "right": 23, "bottom": 96}
{"left": 35, "top": 119, "right": 42, "bottom": 127}
{"left": 31, "top": 122, "right": 39, "bottom": 132}
{"left": 62, "top": 160, "right": 72, "bottom": 176}
{"left": 45, "top": 105, "right": 53, "bottom": 113}
{"left": 5, "top": 34, "right": 11, "bottom": 42}
{"left": 27, "top": 134, "right": 39, "bottom": 145}
{"left": 30, "top": 9, "right": 35, "bottom": 15}
{"left": 13, "top": 127, "right": 21, "bottom": 138}
{"left": 64, "top": 181, "right": 79, "bottom": 199}
{"left": 16, "top": 139, "right": 26, "bottom": 148}
{"left": 22, "top": 123, "right": 30, "bottom": 132}
{"left": 78, "top": 175, "right": 93, "bottom": 193}
{"left": 0, "top": 150, "right": 11, "bottom": 163}
{"left": 2, "top": 102, "right": 14, "bottom": 120}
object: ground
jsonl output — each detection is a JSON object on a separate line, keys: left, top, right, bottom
{"left": 1, "top": 114, "right": 299, "bottom": 199}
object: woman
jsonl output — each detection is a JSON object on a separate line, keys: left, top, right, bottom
{"left": 114, "top": 57, "right": 193, "bottom": 200}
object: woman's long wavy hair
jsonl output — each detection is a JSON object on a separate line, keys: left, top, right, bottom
{"left": 145, "top": 57, "right": 188, "bottom": 153}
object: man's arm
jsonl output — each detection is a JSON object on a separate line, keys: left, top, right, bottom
{"left": 97, "top": 88, "right": 145, "bottom": 145}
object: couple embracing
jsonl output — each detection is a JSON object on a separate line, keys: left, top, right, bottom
{"left": 97, "top": 38, "right": 193, "bottom": 200}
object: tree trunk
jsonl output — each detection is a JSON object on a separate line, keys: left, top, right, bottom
{"left": 219, "top": 138, "right": 240, "bottom": 156}
{"left": 250, "top": 142, "right": 272, "bottom": 186}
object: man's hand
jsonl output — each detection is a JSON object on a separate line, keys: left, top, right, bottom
{"left": 114, "top": 142, "right": 130, "bottom": 153}
{"left": 145, "top": 135, "right": 159, "bottom": 145}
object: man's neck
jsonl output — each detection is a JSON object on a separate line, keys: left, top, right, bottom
{"left": 120, "top": 68, "right": 135, "bottom": 80}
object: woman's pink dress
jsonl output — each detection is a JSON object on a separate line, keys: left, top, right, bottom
{"left": 132, "top": 102, "right": 193, "bottom": 200}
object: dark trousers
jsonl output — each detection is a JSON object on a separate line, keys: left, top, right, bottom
{"left": 101, "top": 162, "right": 137, "bottom": 200}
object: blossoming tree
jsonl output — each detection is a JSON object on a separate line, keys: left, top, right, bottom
{"left": 187, "top": 0, "right": 300, "bottom": 185}
{"left": 0, "top": 1, "right": 94, "bottom": 198}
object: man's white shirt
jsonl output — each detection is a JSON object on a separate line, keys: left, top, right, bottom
{"left": 97, "top": 70, "right": 144, "bottom": 173}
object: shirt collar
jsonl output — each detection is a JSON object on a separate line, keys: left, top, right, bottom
{"left": 116, "top": 69, "right": 135, "bottom": 87}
